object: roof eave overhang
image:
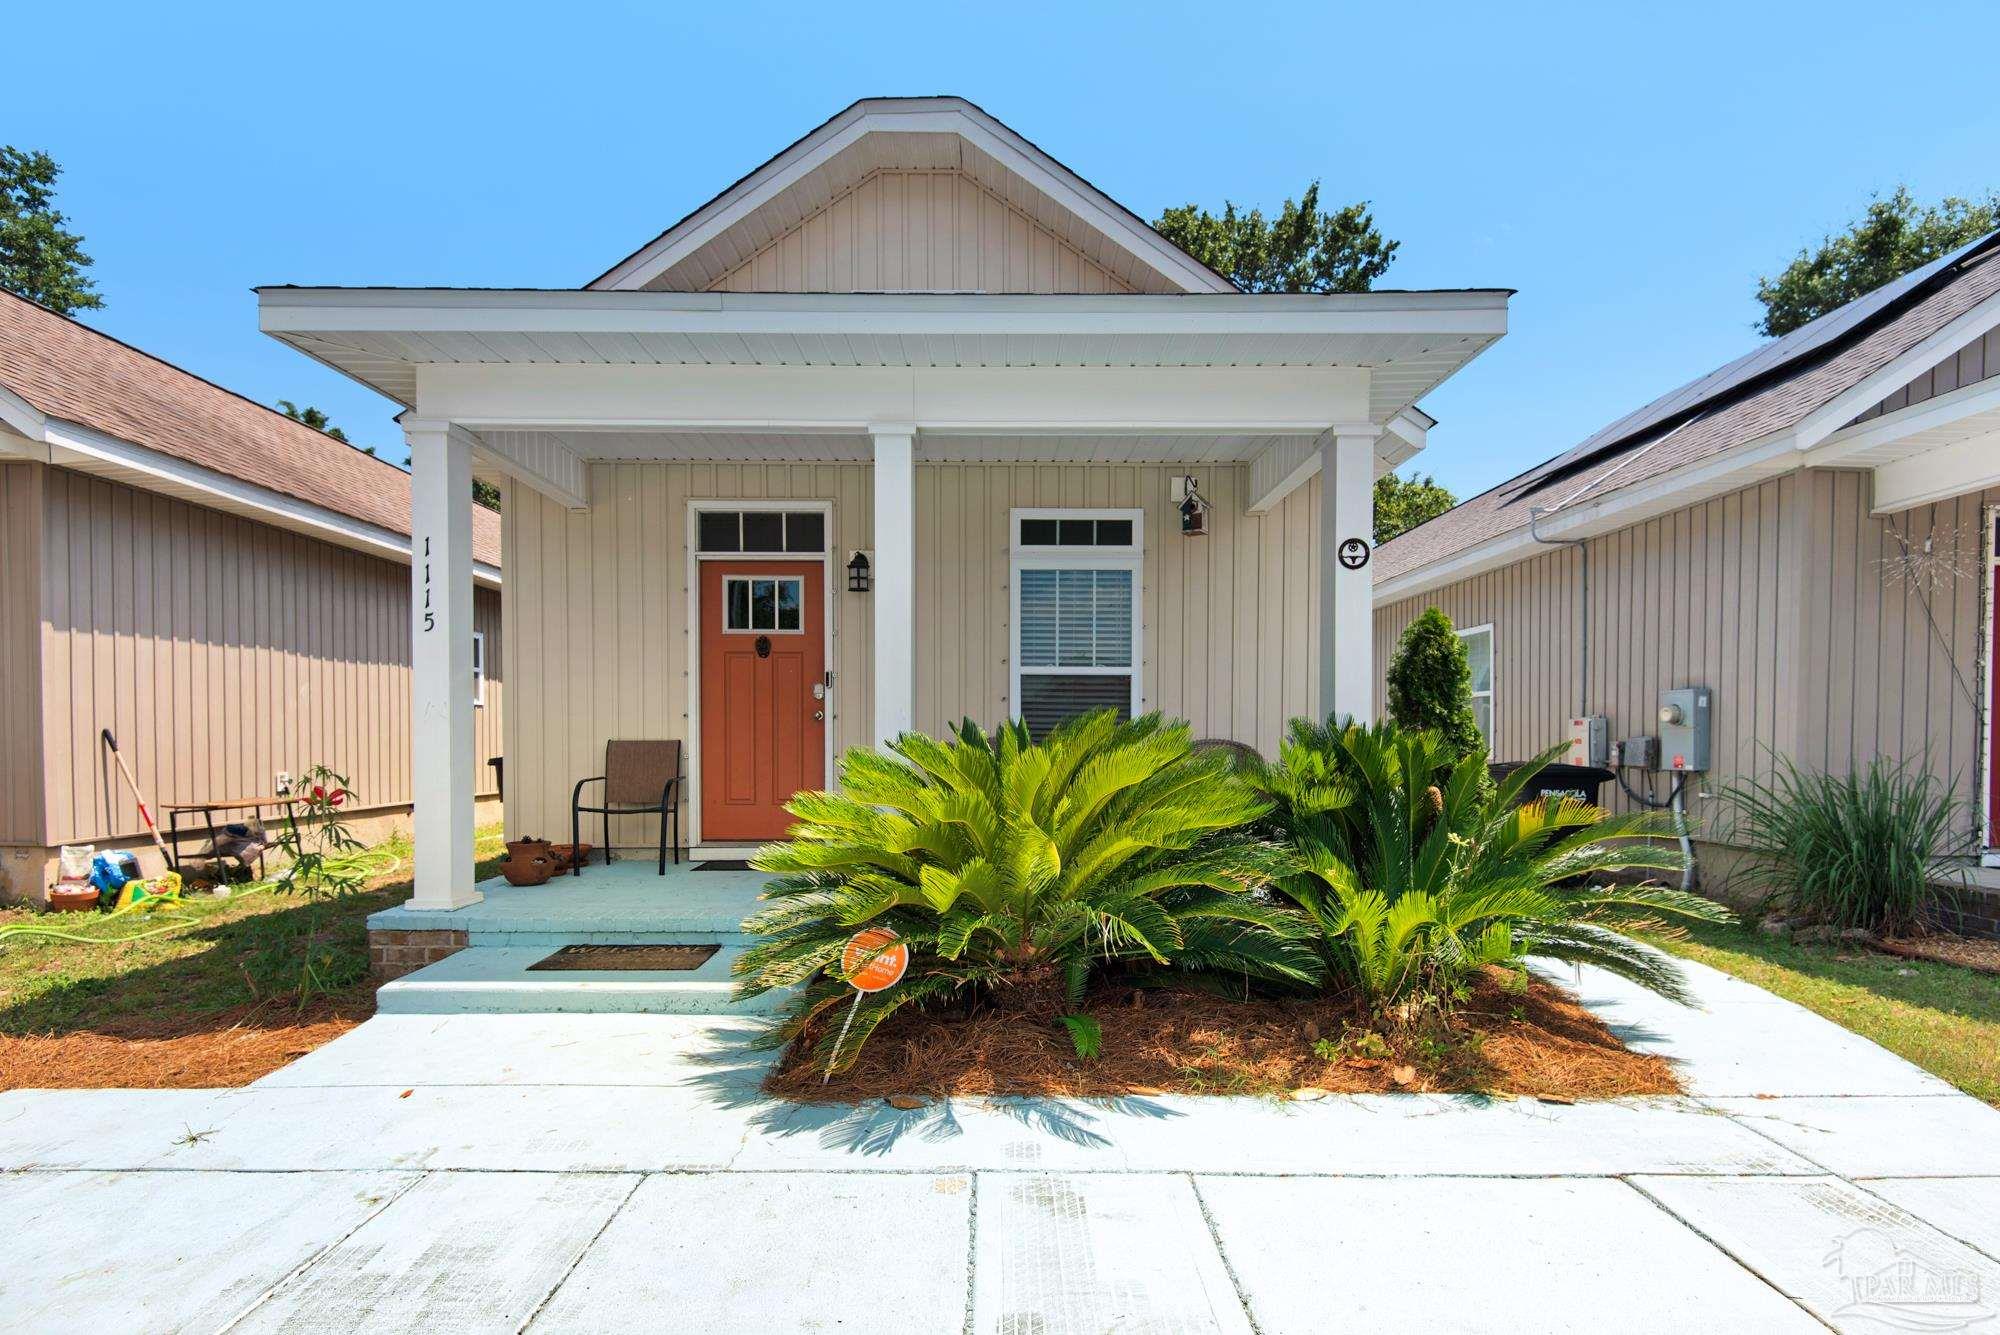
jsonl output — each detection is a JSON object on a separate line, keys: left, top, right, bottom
{"left": 21, "top": 413, "right": 500, "bottom": 586}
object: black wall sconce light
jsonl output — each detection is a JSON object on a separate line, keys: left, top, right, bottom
{"left": 847, "top": 550, "right": 872, "bottom": 593}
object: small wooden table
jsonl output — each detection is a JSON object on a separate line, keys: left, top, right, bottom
{"left": 164, "top": 796, "right": 300, "bottom": 877}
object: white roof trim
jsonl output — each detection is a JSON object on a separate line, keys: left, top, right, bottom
{"left": 0, "top": 381, "right": 47, "bottom": 439}
{"left": 35, "top": 415, "right": 501, "bottom": 588}
{"left": 1374, "top": 429, "right": 1802, "bottom": 605}
{"left": 1793, "top": 285, "right": 2000, "bottom": 451}
{"left": 588, "top": 98, "right": 1236, "bottom": 295}
{"left": 260, "top": 287, "right": 1510, "bottom": 339}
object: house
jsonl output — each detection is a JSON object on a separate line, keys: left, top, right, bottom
{"left": 0, "top": 292, "right": 503, "bottom": 903}
{"left": 258, "top": 95, "right": 1511, "bottom": 910}
{"left": 1372, "top": 227, "right": 2000, "bottom": 932}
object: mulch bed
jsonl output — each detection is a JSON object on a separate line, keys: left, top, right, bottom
{"left": 1875, "top": 934, "right": 2000, "bottom": 977}
{"left": 0, "top": 998, "right": 372, "bottom": 1090}
{"left": 766, "top": 969, "right": 1680, "bottom": 1103}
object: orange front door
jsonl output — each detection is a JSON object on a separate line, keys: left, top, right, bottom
{"left": 700, "top": 561, "right": 827, "bottom": 843}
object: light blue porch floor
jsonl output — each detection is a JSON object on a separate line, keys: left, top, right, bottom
{"left": 367, "top": 858, "right": 774, "bottom": 942}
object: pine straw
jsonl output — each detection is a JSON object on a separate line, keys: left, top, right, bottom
{"left": 0, "top": 999, "right": 370, "bottom": 1090}
{"left": 767, "top": 968, "right": 1681, "bottom": 1103}
{"left": 1877, "top": 933, "right": 2000, "bottom": 977}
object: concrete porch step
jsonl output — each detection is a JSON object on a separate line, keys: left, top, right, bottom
{"left": 375, "top": 945, "right": 785, "bottom": 1017}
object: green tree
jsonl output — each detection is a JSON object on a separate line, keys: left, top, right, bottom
{"left": 278, "top": 400, "right": 350, "bottom": 443}
{"left": 1756, "top": 186, "right": 2000, "bottom": 337}
{"left": 1384, "top": 606, "right": 1483, "bottom": 762}
{"left": 1154, "top": 182, "right": 1398, "bottom": 293}
{"left": 0, "top": 147, "right": 102, "bottom": 314}
{"left": 473, "top": 478, "right": 502, "bottom": 511}
{"left": 1374, "top": 471, "right": 1456, "bottom": 543}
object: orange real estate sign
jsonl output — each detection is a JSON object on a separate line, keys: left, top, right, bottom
{"left": 841, "top": 927, "right": 909, "bottom": 993}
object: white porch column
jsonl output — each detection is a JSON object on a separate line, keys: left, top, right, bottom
{"left": 871, "top": 424, "right": 916, "bottom": 749}
{"left": 1319, "top": 428, "right": 1379, "bottom": 725}
{"left": 404, "top": 418, "right": 481, "bottom": 909}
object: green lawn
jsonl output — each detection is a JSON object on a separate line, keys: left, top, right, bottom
{"left": 0, "top": 824, "right": 505, "bottom": 1037}
{"left": 1636, "top": 919, "right": 2000, "bottom": 1107}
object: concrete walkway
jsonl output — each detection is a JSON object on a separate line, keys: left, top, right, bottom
{"left": 3, "top": 956, "right": 1998, "bottom": 1333}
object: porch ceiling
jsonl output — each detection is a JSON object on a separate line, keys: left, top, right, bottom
{"left": 257, "top": 288, "right": 1510, "bottom": 426}
{"left": 475, "top": 427, "right": 1416, "bottom": 475}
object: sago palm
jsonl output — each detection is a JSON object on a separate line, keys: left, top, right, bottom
{"left": 1249, "top": 721, "right": 1730, "bottom": 1016}
{"left": 737, "top": 711, "right": 1317, "bottom": 1070}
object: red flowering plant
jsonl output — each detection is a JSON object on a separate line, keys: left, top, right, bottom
{"left": 269, "top": 763, "right": 368, "bottom": 1005}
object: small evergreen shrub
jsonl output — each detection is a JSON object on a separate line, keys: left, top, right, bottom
{"left": 1385, "top": 606, "right": 1484, "bottom": 764}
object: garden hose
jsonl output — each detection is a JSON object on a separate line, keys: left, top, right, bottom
{"left": 0, "top": 849, "right": 404, "bottom": 950}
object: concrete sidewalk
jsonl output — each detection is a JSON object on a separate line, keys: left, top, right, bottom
{"left": 3, "top": 956, "right": 1997, "bottom": 1333}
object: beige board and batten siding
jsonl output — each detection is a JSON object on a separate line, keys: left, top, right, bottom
{"left": 30, "top": 466, "right": 501, "bottom": 847}
{"left": 1374, "top": 468, "right": 1993, "bottom": 851}
{"left": 706, "top": 169, "right": 1137, "bottom": 295}
{"left": 503, "top": 460, "right": 1326, "bottom": 846}
{"left": 0, "top": 463, "right": 46, "bottom": 843}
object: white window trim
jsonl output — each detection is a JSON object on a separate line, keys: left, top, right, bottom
{"left": 471, "top": 629, "right": 487, "bottom": 708}
{"left": 723, "top": 574, "right": 807, "bottom": 634}
{"left": 1457, "top": 622, "right": 1494, "bottom": 758}
{"left": 1008, "top": 508, "right": 1145, "bottom": 723}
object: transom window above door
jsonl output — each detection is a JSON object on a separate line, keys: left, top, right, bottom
{"left": 725, "top": 576, "right": 804, "bottom": 632}
{"left": 698, "top": 510, "right": 826, "bottom": 554}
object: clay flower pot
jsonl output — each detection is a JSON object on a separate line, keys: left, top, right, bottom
{"left": 500, "top": 837, "right": 557, "bottom": 887}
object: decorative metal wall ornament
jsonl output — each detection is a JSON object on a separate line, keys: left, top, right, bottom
{"left": 847, "top": 550, "right": 872, "bottom": 592}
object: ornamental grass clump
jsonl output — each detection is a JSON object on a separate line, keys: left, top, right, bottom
{"left": 1724, "top": 754, "right": 1971, "bottom": 935}
{"left": 1248, "top": 719, "right": 1731, "bottom": 1023}
{"left": 736, "top": 712, "right": 1316, "bottom": 1072}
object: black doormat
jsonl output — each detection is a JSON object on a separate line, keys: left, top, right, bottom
{"left": 527, "top": 944, "right": 720, "bottom": 972}
{"left": 694, "top": 859, "right": 753, "bottom": 871}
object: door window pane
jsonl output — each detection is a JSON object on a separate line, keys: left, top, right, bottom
{"left": 751, "top": 579, "right": 777, "bottom": 628}
{"left": 776, "top": 579, "right": 801, "bottom": 630}
{"left": 742, "top": 513, "right": 785, "bottom": 552}
{"left": 726, "top": 580, "right": 751, "bottom": 630}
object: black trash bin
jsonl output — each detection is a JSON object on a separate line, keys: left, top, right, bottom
{"left": 1488, "top": 761, "right": 1614, "bottom": 807}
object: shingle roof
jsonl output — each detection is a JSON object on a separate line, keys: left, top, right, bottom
{"left": 0, "top": 292, "right": 501, "bottom": 568}
{"left": 1376, "top": 230, "right": 2000, "bottom": 584}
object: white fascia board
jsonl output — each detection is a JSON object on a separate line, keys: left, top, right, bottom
{"left": 587, "top": 100, "right": 1236, "bottom": 295}
{"left": 415, "top": 363, "right": 1372, "bottom": 435}
{"left": 1246, "top": 417, "right": 1410, "bottom": 514}
{"left": 0, "top": 382, "right": 48, "bottom": 440}
{"left": 1792, "top": 288, "right": 2000, "bottom": 450}
{"left": 39, "top": 417, "right": 501, "bottom": 588}
{"left": 258, "top": 287, "right": 1513, "bottom": 341}
{"left": 1870, "top": 427, "right": 2000, "bottom": 513}
{"left": 1372, "top": 429, "right": 1801, "bottom": 605}
{"left": 1811, "top": 374, "right": 2000, "bottom": 461}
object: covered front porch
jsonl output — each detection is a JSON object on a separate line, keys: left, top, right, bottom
{"left": 264, "top": 291, "right": 1506, "bottom": 911}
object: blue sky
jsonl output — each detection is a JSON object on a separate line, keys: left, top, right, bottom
{"left": 12, "top": 0, "right": 1998, "bottom": 499}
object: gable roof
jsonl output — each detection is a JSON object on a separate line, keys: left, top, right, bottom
{"left": 1376, "top": 228, "right": 2000, "bottom": 589}
{"left": 588, "top": 96, "right": 1238, "bottom": 296}
{"left": 0, "top": 291, "right": 500, "bottom": 569}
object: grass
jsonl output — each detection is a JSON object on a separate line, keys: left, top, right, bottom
{"left": 0, "top": 823, "right": 506, "bottom": 1040}
{"left": 1634, "top": 918, "right": 2000, "bottom": 1107}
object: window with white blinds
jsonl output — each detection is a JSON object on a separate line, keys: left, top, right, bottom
{"left": 1011, "top": 510, "right": 1142, "bottom": 739}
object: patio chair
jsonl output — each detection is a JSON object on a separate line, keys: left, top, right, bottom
{"left": 571, "top": 740, "right": 682, "bottom": 875}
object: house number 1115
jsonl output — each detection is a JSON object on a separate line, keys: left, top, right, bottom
{"left": 422, "top": 536, "right": 435, "bottom": 632}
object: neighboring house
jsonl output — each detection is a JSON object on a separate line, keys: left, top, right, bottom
{"left": 258, "top": 95, "right": 1511, "bottom": 909}
{"left": 0, "top": 292, "right": 503, "bottom": 903}
{"left": 1373, "top": 228, "right": 2000, "bottom": 931}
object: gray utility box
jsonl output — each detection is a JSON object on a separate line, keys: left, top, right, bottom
{"left": 1658, "top": 687, "right": 1712, "bottom": 772}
